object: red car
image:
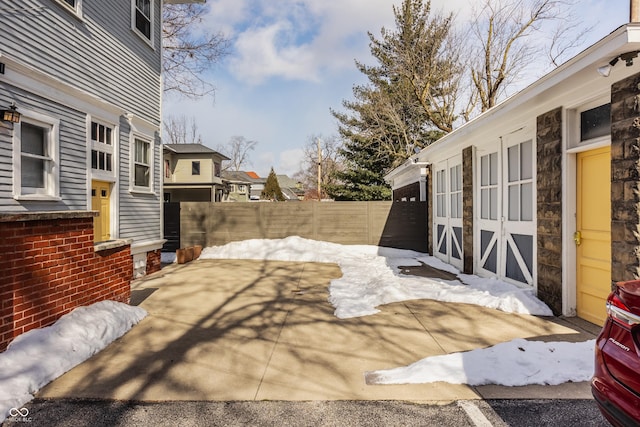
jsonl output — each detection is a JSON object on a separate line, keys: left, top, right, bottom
{"left": 592, "top": 280, "right": 640, "bottom": 426}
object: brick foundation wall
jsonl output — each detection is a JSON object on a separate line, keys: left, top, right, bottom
{"left": 536, "top": 107, "right": 563, "bottom": 315}
{"left": 146, "top": 249, "right": 162, "bottom": 275}
{"left": 0, "top": 212, "right": 133, "bottom": 352}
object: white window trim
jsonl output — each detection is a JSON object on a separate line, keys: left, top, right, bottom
{"left": 131, "top": 0, "right": 154, "bottom": 47}
{"left": 55, "top": 0, "right": 83, "bottom": 18}
{"left": 89, "top": 117, "right": 118, "bottom": 182}
{"left": 13, "top": 110, "right": 60, "bottom": 201}
{"left": 130, "top": 133, "right": 154, "bottom": 194}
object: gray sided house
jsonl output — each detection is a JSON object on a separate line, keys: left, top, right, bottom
{"left": 386, "top": 24, "right": 640, "bottom": 326}
{"left": 0, "top": 0, "right": 173, "bottom": 278}
{"left": 163, "top": 143, "right": 230, "bottom": 202}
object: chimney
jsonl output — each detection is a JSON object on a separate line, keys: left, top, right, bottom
{"left": 632, "top": 0, "right": 640, "bottom": 22}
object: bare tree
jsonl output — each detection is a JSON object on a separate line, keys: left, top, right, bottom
{"left": 218, "top": 136, "right": 258, "bottom": 171}
{"left": 162, "top": 3, "right": 230, "bottom": 99}
{"left": 468, "top": 0, "right": 587, "bottom": 112}
{"left": 293, "top": 134, "right": 343, "bottom": 199}
{"left": 163, "top": 115, "right": 203, "bottom": 144}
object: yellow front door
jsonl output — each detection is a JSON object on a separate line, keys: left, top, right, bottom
{"left": 91, "top": 180, "right": 111, "bottom": 242}
{"left": 576, "top": 146, "right": 611, "bottom": 325}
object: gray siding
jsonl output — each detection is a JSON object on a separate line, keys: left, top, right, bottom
{"left": 0, "top": 1, "right": 163, "bottom": 244}
{"left": 1, "top": 0, "right": 161, "bottom": 125}
{"left": 118, "top": 119, "right": 162, "bottom": 242}
{"left": 0, "top": 85, "right": 87, "bottom": 211}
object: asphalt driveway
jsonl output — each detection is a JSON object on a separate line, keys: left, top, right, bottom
{"left": 37, "top": 259, "right": 598, "bottom": 402}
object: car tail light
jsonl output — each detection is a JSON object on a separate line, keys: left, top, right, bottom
{"left": 607, "top": 292, "right": 640, "bottom": 329}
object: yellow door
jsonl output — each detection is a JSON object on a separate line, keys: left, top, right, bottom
{"left": 91, "top": 180, "right": 111, "bottom": 242}
{"left": 576, "top": 146, "right": 611, "bottom": 325}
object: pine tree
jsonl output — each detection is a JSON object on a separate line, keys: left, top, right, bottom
{"left": 329, "top": 0, "right": 454, "bottom": 200}
{"left": 261, "top": 168, "right": 285, "bottom": 201}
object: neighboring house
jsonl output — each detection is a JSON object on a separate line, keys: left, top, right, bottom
{"left": 247, "top": 171, "right": 266, "bottom": 201}
{"left": 221, "top": 171, "right": 254, "bottom": 202}
{"left": 0, "top": 0, "right": 190, "bottom": 351}
{"left": 276, "top": 175, "right": 305, "bottom": 201}
{"left": 385, "top": 23, "right": 640, "bottom": 326}
{"left": 163, "top": 144, "right": 230, "bottom": 202}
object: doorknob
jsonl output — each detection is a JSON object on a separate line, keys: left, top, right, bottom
{"left": 573, "top": 231, "right": 582, "bottom": 246}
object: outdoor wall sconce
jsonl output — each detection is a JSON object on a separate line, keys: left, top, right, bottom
{"left": 1, "top": 102, "right": 20, "bottom": 123}
{"left": 598, "top": 51, "right": 640, "bottom": 77}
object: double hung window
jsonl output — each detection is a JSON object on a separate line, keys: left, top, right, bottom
{"left": 14, "top": 114, "right": 59, "bottom": 199}
{"left": 134, "top": 138, "right": 151, "bottom": 189}
{"left": 134, "top": 0, "right": 152, "bottom": 41}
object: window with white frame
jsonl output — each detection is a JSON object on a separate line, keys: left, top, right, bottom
{"left": 449, "top": 164, "right": 462, "bottom": 219}
{"left": 238, "top": 184, "right": 246, "bottom": 193}
{"left": 133, "top": 0, "right": 152, "bottom": 41}
{"left": 56, "top": 0, "right": 82, "bottom": 15}
{"left": 480, "top": 152, "right": 499, "bottom": 220}
{"left": 507, "top": 140, "right": 533, "bottom": 221}
{"left": 133, "top": 137, "right": 151, "bottom": 189}
{"left": 91, "top": 121, "right": 114, "bottom": 175}
{"left": 14, "top": 115, "right": 59, "bottom": 198}
{"left": 436, "top": 169, "right": 446, "bottom": 217}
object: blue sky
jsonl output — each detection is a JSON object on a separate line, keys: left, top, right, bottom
{"left": 163, "top": 0, "right": 630, "bottom": 178}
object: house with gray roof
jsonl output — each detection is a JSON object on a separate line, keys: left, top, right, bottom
{"left": 163, "top": 143, "right": 230, "bottom": 202}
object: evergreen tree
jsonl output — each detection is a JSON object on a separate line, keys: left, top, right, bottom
{"left": 329, "top": 0, "right": 454, "bottom": 200}
{"left": 261, "top": 167, "right": 285, "bottom": 201}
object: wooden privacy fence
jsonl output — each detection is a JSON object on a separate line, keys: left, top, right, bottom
{"left": 174, "top": 201, "right": 429, "bottom": 253}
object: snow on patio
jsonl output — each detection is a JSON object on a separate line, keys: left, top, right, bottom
{"left": 0, "top": 237, "right": 597, "bottom": 421}
{"left": 198, "top": 236, "right": 553, "bottom": 318}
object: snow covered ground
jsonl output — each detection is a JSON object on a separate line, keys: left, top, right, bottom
{"left": 366, "top": 338, "right": 595, "bottom": 386}
{"left": 0, "top": 301, "right": 146, "bottom": 422}
{"left": 199, "top": 236, "right": 553, "bottom": 318}
{"left": 1, "top": 237, "right": 597, "bottom": 421}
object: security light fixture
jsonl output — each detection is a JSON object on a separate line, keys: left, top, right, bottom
{"left": 598, "top": 51, "right": 640, "bottom": 77}
{"left": 1, "top": 102, "right": 20, "bottom": 123}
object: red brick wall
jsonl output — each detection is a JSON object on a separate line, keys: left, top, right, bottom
{"left": 0, "top": 216, "right": 132, "bottom": 352}
{"left": 146, "top": 249, "right": 162, "bottom": 275}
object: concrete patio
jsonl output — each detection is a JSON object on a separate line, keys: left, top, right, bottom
{"left": 37, "top": 259, "right": 599, "bottom": 403}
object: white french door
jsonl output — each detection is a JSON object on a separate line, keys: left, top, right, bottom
{"left": 434, "top": 156, "right": 463, "bottom": 271}
{"left": 476, "top": 133, "right": 535, "bottom": 286}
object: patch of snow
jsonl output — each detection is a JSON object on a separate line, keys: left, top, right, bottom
{"left": 0, "top": 301, "right": 147, "bottom": 422}
{"left": 366, "top": 338, "right": 595, "bottom": 386}
{"left": 200, "top": 236, "right": 553, "bottom": 318}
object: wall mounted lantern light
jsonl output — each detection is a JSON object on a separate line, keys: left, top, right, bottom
{"left": 598, "top": 51, "right": 639, "bottom": 77}
{"left": 1, "top": 102, "right": 20, "bottom": 123}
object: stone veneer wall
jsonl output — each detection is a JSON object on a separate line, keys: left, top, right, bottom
{"left": 0, "top": 212, "right": 133, "bottom": 352}
{"left": 611, "top": 73, "right": 640, "bottom": 281}
{"left": 426, "top": 164, "right": 433, "bottom": 255}
{"left": 536, "top": 107, "right": 563, "bottom": 315}
{"left": 462, "top": 146, "right": 474, "bottom": 274}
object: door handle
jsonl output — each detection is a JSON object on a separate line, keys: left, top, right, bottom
{"left": 573, "top": 231, "right": 582, "bottom": 246}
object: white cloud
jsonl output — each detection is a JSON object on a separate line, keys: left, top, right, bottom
{"left": 278, "top": 148, "right": 305, "bottom": 176}
{"left": 230, "top": 22, "right": 320, "bottom": 84}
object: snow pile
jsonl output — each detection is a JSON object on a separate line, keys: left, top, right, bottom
{"left": 0, "top": 301, "right": 147, "bottom": 421}
{"left": 200, "top": 236, "right": 553, "bottom": 318}
{"left": 366, "top": 338, "right": 595, "bottom": 386}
